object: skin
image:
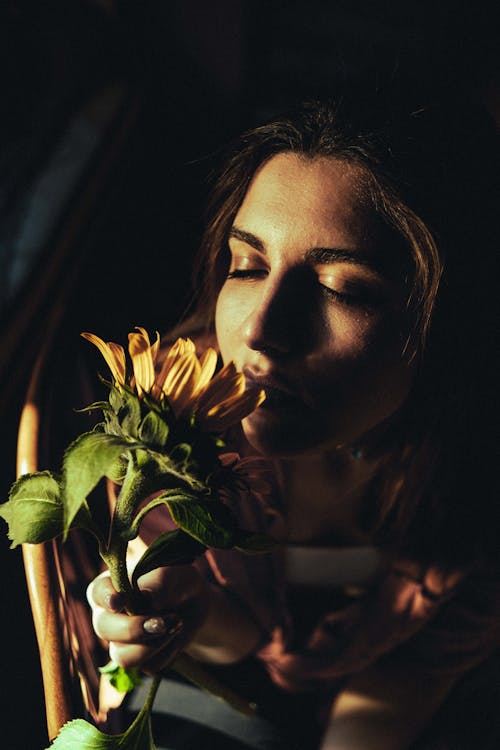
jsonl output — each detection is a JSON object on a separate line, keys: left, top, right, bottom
{"left": 215, "top": 153, "right": 414, "bottom": 458}
{"left": 88, "top": 155, "right": 453, "bottom": 749}
{"left": 216, "top": 153, "right": 415, "bottom": 543}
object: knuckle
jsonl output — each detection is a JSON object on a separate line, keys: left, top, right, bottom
{"left": 109, "top": 642, "right": 148, "bottom": 670}
{"left": 108, "top": 642, "right": 129, "bottom": 668}
{"left": 91, "top": 608, "right": 108, "bottom": 640}
{"left": 86, "top": 580, "right": 95, "bottom": 608}
{"left": 86, "top": 578, "right": 99, "bottom": 608}
{"left": 86, "top": 571, "right": 113, "bottom": 608}
{"left": 138, "top": 565, "right": 202, "bottom": 611}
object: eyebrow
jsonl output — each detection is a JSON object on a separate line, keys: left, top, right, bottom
{"left": 229, "top": 225, "right": 384, "bottom": 274}
{"left": 229, "top": 226, "right": 266, "bottom": 253}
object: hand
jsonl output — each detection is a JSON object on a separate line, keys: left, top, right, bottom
{"left": 87, "top": 565, "right": 209, "bottom": 673}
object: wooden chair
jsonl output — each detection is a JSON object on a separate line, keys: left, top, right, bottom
{"left": 17, "top": 343, "right": 105, "bottom": 741}
{"left": 10, "top": 84, "right": 143, "bottom": 745}
{"left": 15, "top": 286, "right": 131, "bottom": 743}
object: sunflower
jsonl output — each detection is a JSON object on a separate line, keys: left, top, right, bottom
{"left": 81, "top": 331, "right": 127, "bottom": 386}
{"left": 81, "top": 328, "right": 265, "bottom": 433}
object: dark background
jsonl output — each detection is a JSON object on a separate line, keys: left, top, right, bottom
{"left": 0, "top": 2, "right": 498, "bottom": 747}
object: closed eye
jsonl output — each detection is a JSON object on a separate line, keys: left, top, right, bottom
{"left": 316, "top": 267, "right": 388, "bottom": 311}
{"left": 226, "top": 269, "right": 268, "bottom": 280}
{"left": 320, "top": 284, "right": 379, "bottom": 310}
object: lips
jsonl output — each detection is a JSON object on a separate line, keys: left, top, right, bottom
{"left": 243, "top": 371, "right": 302, "bottom": 409}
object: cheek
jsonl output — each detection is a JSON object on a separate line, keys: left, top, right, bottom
{"left": 214, "top": 285, "right": 245, "bottom": 364}
{"left": 307, "top": 313, "right": 412, "bottom": 409}
{"left": 313, "top": 309, "right": 390, "bottom": 371}
{"left": 326, "top": 306, "right": 408, "bottom": 361}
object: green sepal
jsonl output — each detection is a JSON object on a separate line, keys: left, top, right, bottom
{"left": 105, "top": 455, "right": 128, "bottom": 484}
{"left": 166, "top": 496, "right": 237, "bottom": 549}
{"left": 108, "top": 381, "right": 124, "bottom": 412}
{"left": 109, "top": 384, "right": 142, "bottom": 439}
{"left": 75, "top": 401, "right": 111, "bottom": 415}
{"left": 138, "top": 410, "right": 169, "bottom": 449}
{"left": 62, "top": 431, "right": 137, "bottom": 537}
{"left": 0, "top": 471, "right": 63, "bottom": 547}
{"left": 99, "top": 662, "right": 142, "bottom": 692}
{"left": 169, "top": 442, "right": 192, "bottom": 470}
{"left": 132, "top": 528, "right": 205, "bottom": 587}
{"left": 147, "top": 451, "right": 206, "bottom": 494}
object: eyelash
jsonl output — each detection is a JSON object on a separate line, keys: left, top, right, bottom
{"left": 321, "top": 286, "right": 361, "bottom": 307}
{"left": 226, "top": 269, "right": 376, "bottom": 310}
{"left": 226, "top": 269, "right": 267, "bottom": 280}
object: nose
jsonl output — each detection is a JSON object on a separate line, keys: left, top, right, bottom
{"left": 242, "top": 267, "right": 316, "bottom": 357}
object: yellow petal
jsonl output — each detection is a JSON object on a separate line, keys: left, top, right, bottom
{"left": 156, "top": 338, "right": 195, "bottom": 391}
{"left": 162, "top": 353, "right": 201, "bottom": 415}
{"left": 196, "top": 362, "right": 245, "bottom": 414}
{"left": 174, "top": 337, "right": 196, "bottom": 358}
{"left": 201, "top": 388, "right": 266, "bottom": 431}
{"left": 107, "top": 342, "right": 127, "bottom": 383}
{"left": 81, "top": 332, "right": 126, "bottom": 385}
{"left": 128, "top": 328, "right": 156, "bottom": 395}
{"left": 150, "top": 331, "right": 161, "bottom": 366}
{"left": 156, "top": 339, "right": 183, "bottom": 390}
{"left": 193, "top": 348, "right": 218, "bottom": 395}
{"left": 184, "top": 338, "right": 197, "bottom": 355}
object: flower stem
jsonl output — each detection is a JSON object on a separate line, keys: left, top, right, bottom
{"left": 101, "top": 460, "right": 153, "bottom": 613}
{"left": 121, "top": 674, "right": 161, "bottom": 740}
{"left": 143, "top": 674, "right": 162, "bottom": 713}
{"left": 112, "top": 452, "right": 151, "bottom": 533}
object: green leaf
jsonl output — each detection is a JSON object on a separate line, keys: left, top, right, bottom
{"left": 99, "top": 662, "right": 142, "bottom": 693}
{"left": 0, "top": 471, "right": 63, "bottom": 547}
{"left": 138, "top": 410, "right": 169, "bottom": 449}
{"left": 132, "top": 529, "right": 205, "bottom": 587}
{"left": 62, "top": 432, "right": 133, "bottom": 536}
{"left": 47, "top": 674, "right": 161, "bottom": 748}
{"left": 46, "top": 720, "right": 119, "bottom": 749}
{"left": 166, "top": 497, "right": 237, "bottom": 549}
{"left": 46, "top": 712, "right": 156, "bottom": 749}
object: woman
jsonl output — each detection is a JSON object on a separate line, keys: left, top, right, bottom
{"left": 88, "top": 91, "right": 500, "bottom": 749}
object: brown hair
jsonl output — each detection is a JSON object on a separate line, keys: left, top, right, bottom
{"left": 186, "top": 100, "right": 442, "bottom": 356}
{"left": 177, "top": 93, "right": 500, "bottom": 568}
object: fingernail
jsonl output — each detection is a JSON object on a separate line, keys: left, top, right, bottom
{"left": 143, "top": 617, "right": 167, "bottom": 635}
{"left": 143, "top": 615, "right": 183, "bottom": 637}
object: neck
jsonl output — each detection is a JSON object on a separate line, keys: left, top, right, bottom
{"left": 274, "top": 449, "right": 380, "bottom": 545}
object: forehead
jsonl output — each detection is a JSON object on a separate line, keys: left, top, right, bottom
{"left": 234, "top": 153, "right": 375, "bottom": 249}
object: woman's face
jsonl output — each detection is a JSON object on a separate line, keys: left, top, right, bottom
{"left": 215, "top": 153, "right": 414, "bottom": 457}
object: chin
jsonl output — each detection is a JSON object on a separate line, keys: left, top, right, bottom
{"left": 241, "top": 412, "right": 333, "bottom": 458}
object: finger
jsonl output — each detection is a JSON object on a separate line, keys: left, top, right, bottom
{"left": 109, "top": 621, "right": 184, "bottom": 670}
{"left": 87, "top": 572, "right": 124, "bottom": 613}
{"left": 136, "top": 565, "right": 203, "bottom": 610}
{"left": 109, "top": 641, "right": 155, "bottom": 669}
{"left": 93, "top": 607, "right": 182, "bottom": 644}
